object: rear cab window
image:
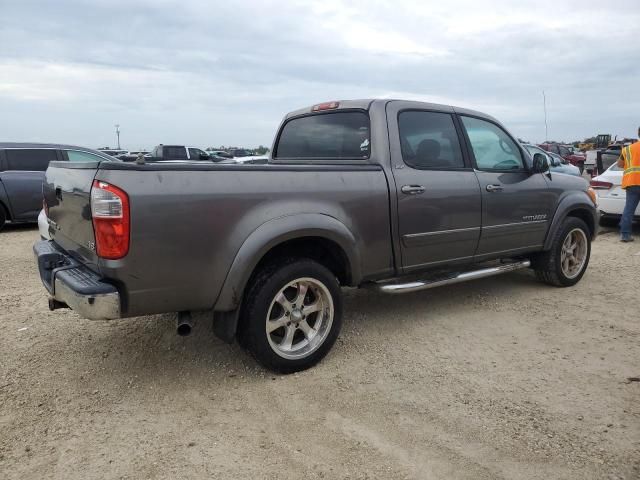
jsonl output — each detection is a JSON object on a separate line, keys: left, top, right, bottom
{"left": 165, "top": 146, "right": 188, "bottom": 159}
{"left": 275, "top": 111, "right": 370, "bottom": 160}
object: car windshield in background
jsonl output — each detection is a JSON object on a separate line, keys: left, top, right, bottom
{"left": 275, "top": 111, "right": 370, "bottom": 159}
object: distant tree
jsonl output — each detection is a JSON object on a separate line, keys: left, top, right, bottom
{"left": 255, "top": 145, "right": 270, "bottom": 155}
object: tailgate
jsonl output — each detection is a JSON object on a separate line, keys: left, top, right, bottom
{"left": 43, "top": 161, "right": 100, "bottom": 270}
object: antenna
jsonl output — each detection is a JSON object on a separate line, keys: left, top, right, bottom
{"left": 542, "top": 90, "right": 548, "bottom": 142}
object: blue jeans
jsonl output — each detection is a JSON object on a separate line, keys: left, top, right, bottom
{"left": 620, "top": 185, "right": 640, "bottom": 236}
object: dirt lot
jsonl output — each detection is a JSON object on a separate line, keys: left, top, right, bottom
{"left": 1, "top": 223, "right": 638, "bottom": 480}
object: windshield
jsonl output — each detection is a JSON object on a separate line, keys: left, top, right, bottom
{"left": 524, "top": 145, "right": 547, "bottom": 157}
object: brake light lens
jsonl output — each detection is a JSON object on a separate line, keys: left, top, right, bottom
{"left": 312, "top": 101, "right": 340, "bottom": 111}
{"left": 589, "top": 180, "right": 613, "bottom": 190}
{"left": 91, "top": 180, "right": 129, "bottom": 259}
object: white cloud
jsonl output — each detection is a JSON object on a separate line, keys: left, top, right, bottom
{"left": 0, "top": 0, "right": 638, "bottom": 147}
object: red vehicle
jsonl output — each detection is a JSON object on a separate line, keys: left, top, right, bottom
{"left": 538, "top": 144, "right": 586, "bottom": 173}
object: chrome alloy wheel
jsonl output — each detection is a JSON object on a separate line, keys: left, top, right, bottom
{"left": 560, "top": 228, "right": 588, "bottom": 279}
{"left": 265, "top": 277, "right": 334, "bottom": 360}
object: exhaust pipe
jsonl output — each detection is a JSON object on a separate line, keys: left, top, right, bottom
{"left": 177, "top": 311, "right": 193, "bottom": 337}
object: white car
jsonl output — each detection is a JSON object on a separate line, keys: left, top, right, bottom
{"left": 591, "top": 163, "right": 640, "bottom": 219}
{"left": 37, "top": 209, "right": 51, "bottom": 240}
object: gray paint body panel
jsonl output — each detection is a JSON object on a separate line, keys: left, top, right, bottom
{"left": 94, "top": 165, "right": 393, "bottom": 317}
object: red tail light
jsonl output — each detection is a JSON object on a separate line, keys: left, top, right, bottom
{"left": 589, "top": 180, "right": 613, "bottom": 190}
{"left": 91, "top": 180, "right": 130, "bottom": 259}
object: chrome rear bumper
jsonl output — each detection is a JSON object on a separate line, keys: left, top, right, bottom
{"left": 33, "top": 240, "right": 121, "bottom": 320}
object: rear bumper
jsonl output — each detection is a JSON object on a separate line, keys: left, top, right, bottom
{"left": 33, "top": 240, "right": 121, "bottom": 320}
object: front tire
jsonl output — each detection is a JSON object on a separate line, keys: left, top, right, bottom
{"left": 532, "top": 217, "right": 591, "bottom": 287}
{"left": 238, "top": 259, "right": 343, "bottom": 373}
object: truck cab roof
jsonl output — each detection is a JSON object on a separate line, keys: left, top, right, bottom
{"left": 283, "top": 99, "right": 497, "bottom": 124}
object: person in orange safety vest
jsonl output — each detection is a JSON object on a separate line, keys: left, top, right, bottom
{"left": 617, "top": 128, "right": 640, "bottom": 242}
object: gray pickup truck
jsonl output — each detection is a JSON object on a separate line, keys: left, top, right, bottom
{"left": 34, "top": 99, "right": 598, "bottom": 372}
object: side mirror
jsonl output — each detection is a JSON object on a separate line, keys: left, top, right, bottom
{"left": 199, "top": 153, "right": 210, "bottom": 160}
{"left": 532, "top": 153, "right": 549, "bottom": 173}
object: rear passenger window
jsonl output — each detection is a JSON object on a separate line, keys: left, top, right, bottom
{"left": 5, "top": 149, "right": 57, "bottom": 171}
{"left": 66, "top": 150, "right": 106, "bottom": 162}
{"left": 398, "top": 111, "right": 464, "bottom": 169}
{"left": 275, "top": 112, "right": 370, "bottom": 159}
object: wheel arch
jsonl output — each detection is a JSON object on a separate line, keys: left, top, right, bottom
{"left": 543, "top": 193, "right": 597, "bottom": 250}
{"left": 214, "top": 213, "right": 361, "bottom": 312}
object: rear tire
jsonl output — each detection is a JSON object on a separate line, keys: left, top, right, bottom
{"left": 532, "top": 217, "right": 591, "bottom": 287}
{"left": 0, "top": 205, "right": 6, "bottom": 232}
{"left": 238, "top": 258, "right": 343, "bottom": 373}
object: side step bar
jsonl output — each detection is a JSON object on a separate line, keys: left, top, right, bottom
{"left": 375, "top": 260, "right": 531, "bottom": 294}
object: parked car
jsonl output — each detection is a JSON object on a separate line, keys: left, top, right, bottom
{"left": 546, "top": 152, "right": 581, "bottom": 176}
{"left": 34, "top": 99, "right": 598, "bottom": 373}
{"left": 0, "top": 143, "right": 117, "bottom": 231}
{"left": 147, "top": 145, "right": 211, "bottom": 161}
{"left": 522, "top": 144, "right": 581, "bottom": 176}
{"left": 590, "top": 162, "right": 640, "bottom": 220}
{"left": 597, "top": 144, "right": 624, "bottom": 174}
{"left": 97, "top": 149, "right": 128, "bottom": 158}
{"left": 220, "top": 155, "right": 269, "bottom": 165}
{"left": 539, "top": 143, "right": 586, "bottom": 173}
{"left": 117, "top": 150, "right": 150, "bottom": 162}
{"left": 228, "top": 148, "right": 254, "bottom": 158}
{"left": 207, "top": 150, "right": 234, "bottom": 161}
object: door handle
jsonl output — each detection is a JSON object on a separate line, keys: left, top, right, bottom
{"left": 486, "top": 184, "right": 503, "bottom": 192}
{"left": 401, "top": 185, "right": 425, "bottom": 195}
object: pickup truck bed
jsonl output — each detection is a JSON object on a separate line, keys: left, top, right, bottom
{"left": 35, "top": 99, "right": 598, "bottom": 372}
{"left": 41, "top": 161, "right": 392, "bottom": 318}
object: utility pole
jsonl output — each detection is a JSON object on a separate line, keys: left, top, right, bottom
{"left": 115, "top": 124, "right": 121, "bottom": 150}
{"left": 542, "top": 90, "right": 548, "bottom": 142}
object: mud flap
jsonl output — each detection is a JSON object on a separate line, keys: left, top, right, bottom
{"left": 212, "top": 309, "right": 240, "bottom": 343}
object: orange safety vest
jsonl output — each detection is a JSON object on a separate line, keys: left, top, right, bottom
{"left": 621, "top": 142, "right": 640, "bottom": 188}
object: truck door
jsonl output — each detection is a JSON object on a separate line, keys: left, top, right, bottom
{"left": 387, "top": 102, "right": 482, "bottom": 272}
{"left": 458, "top": 115, "right": 552, "bottom": 257}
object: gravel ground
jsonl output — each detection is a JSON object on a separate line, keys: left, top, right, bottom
{"left": 1, "top": 222, "right": 639, "bottom": 480}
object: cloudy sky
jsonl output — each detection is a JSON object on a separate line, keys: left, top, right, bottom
{"left": 0, "top": 0, "right": 638, "bottom": 150}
